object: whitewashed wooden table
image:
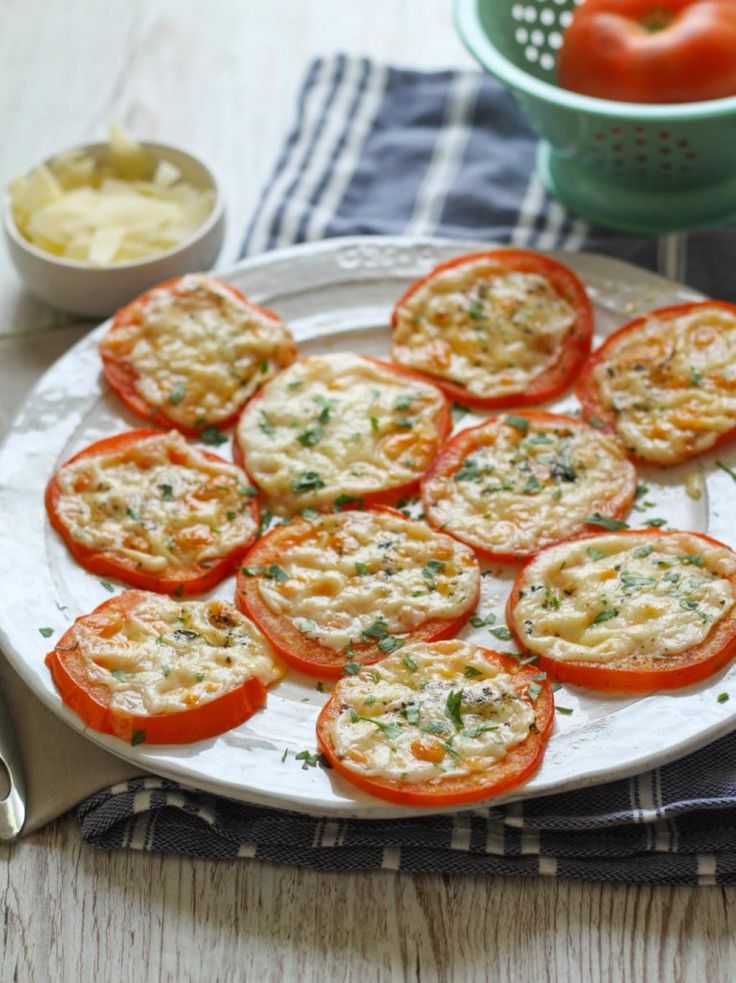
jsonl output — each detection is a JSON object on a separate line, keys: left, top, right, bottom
{"left": 1, "top": 2, "right": 735, "bottom": 980}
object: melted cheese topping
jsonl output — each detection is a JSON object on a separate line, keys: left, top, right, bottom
{"left": 393, "top": 260, "right": 576, "bottom": 398}
{"left": 72, "top": 592, "right": 282, "bottom": 716}
{"left": 593, "top": 305, "right": 736, "bottom": 464}
{"left": 513, "top": 533, "right": 736, "bottom": 664}
{"left": 237, "top": 353, "right": 447, "bottom": 512}
{"left": 55, "top": 431, "right": 257, "bottom": 574}
{"left": 423, "top": 415, "right": 634, "bottom": 555}
{"left": 99, "top": 275, "right": 297, "bottom": 429}
{"left": 325, "top": 640, "right": 535, "bottom": 784}
{"left": 254, "top": 511, "right": 479, "bottom": 651}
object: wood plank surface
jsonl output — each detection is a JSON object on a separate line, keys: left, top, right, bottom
{"left": 1, "top": 2, "right": 735, "bottom": 980}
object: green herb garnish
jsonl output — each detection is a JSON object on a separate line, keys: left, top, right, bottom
{"left": 333, "top": 494, "right": 363, "bottom": 512}
{"left": 264, "top": 564, "right": 289, "bottom": 582}
{"left": 362, "top": 618, "right": 389, "bottom": 641}
{"left": 469, "top": 612, "right": 496, "bottom": 628}
{"left": 295, "top": 750, "right": 320, "bottom": 769}
{"left": 444, "top": 689, "right": 464, "bottom": 730}
{"left": 592, "top": 609, "right": 619, "bottom": 624}
{"left": 291, "top": 471, "right": 325, "bottom": 494}
{"left": 258, "top": 411, "right": 276, "bottom": 436}
{"left": 455, "top": 458, "right": 483, "bottom": 482}
{"left": 506, "top": 415, "right": 529, "bottom": 434}
{"left": 620, "top": 572, "right": 656, "bottom": 588}
{"left": 716, "top": 460, "right": 736, "bottom": 483}
{"left": 297, "top": 425, "right": 323, "bottom": 447}
{"left": 633, "top": 545, "right": 653, "bottom": 559}
{"left": 200, "top": 426, "right": 227, "bottom": 446}
{"left": 169, "top": 383, "right": 186, "bottom": 405}
{"left": 586, "top": 514, "right": 629, "bottom": 531}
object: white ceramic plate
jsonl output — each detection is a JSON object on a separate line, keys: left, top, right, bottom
{"left": 2, "top": 235, "right": 736, "bottom": 819}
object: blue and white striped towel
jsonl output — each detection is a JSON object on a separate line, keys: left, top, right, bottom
{"left": 79, "top": 56, "right": 736, "bottom": 884}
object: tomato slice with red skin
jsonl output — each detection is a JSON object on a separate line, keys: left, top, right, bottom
{"left": 391, "top": 249, "right": 594, "bottom": 410}
{"left": 46, "top": 429, "right": 260, "bottom": 596}
{"left": 506, "top": 530, "right": 736, "bottom": 693}
{"left": 232, "top": 356, "right": 452, "bottom": 511}
{"left": 236, "top": 505, "right": 480, "bottom": 678}
{"left": 100, "top": 276, "right": 292, "bottom": 438}
{"left": 421, "top": 411, "right": 638, "bottom": 563}
{"left": 316, "top": 648, "right": 554, "bottom": 807}
{"left": 576, "top": 301, "right": 736, "bottom": 468}
{"left": 558, "top": 0, "right": 736, "bottom": 105}
{"left": 45, "top": 592, "right": 268, "bottom": 744}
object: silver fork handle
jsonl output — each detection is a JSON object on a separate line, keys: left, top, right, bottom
{"left": 0, "top": 687, "right": 26, "bottom": 840}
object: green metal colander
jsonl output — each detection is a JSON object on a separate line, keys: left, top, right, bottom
{"left": 455, "top": 0, "right": 736, "bottom": 234}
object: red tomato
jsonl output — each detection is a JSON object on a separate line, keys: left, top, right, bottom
{"left": 236, "top": 505, "right": 480, "bottom": 678}
{"left": 45, "top": 592, "right": 269, "bottom": 744}
{"left": 100, "top": 275, "right": 295, "bottom": 438}
{"left": 391, "top": 249, "right": 593, "bottom": 409}
{"left": 46, "top": 429, "right": 260, "bottom": 595}
{"left": 232, "top": 356, "right": 452, "bottom": 511}
{"left": 506, "top": 530, "right": 736, "bottom": 692}
{"left": 421, "top": 411, "right": 638, "bottom": 562}
{"left": 558, "top": 0, "right": 736, "bottom": 104}
{"left": 316, "top": 647, "right": 554, "bottom": 807}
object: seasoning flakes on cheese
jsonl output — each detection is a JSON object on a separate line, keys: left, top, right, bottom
{"left": 422, "top": 413, "right": 636, "bottom": 558}
{"left": 241, "top": 509, "right": 480, "bottom": 662}
{"left": 100, "top": 274, "right": 297, "bottom": 432}
{"left": 68, "top": 592, "right": 282, "bottom": 718}
{"left": 580, "top": 302, "right": 736, "bottom": 465}
{"left": 235, "top": 353, "right": 449, "bottom": 513}
{"left": 48, "top": 430, "right": 257, "bottom": 587}
{"left": 321, "top": 640, "right": 536, "bottom": 784}
{"left": 511, "top": 532, "right": 736, "bottom": 667}
{"left": 392, "top": 254, "right": 588, "bottom": 402}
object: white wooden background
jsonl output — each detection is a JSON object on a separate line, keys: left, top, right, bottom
{"left": 2, "top": 1, "right": 735, "bottom": 980}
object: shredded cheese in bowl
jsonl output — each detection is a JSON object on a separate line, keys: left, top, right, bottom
{"left": 7, "top": 124, "right": 215, "bottom": 267}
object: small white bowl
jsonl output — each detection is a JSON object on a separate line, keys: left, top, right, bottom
{"left": 3, "top": 140, "right": 226, "bottom": 318}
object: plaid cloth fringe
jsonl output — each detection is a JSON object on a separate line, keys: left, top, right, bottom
{"left": 79, "top": 56, "right": 736, "bottom": 883}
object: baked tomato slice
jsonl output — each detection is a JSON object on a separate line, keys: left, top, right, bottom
{"left": 45, "top": 591, "right": 283, "bottom": 744}
{"left": 391, "top": 249, "right": 593, "bottom": 409}
{"left": 421, "top": 411, "right": 637, "bottom": 562}
{"left": 316, "top": 639, "right": 554, "bottom": 807}
{"left": 99, "top": 274, "right": 297, "bottom": 438}
{"left": 236, "top": 506, "right": 480, "bottom": 678}
{"left": 558, "top": 0, "right": 736, "bottom": 105}
{"left": 506, "top": 529, "right": 736, "bottom": 693}
{"left": 46, "top": 429, "right": 259, "bottom": 595}
{"left": 233, "top": 353, "right": 451, "bottom": 514}
{"left": 576, "top": 300, "right": 736, "bottom": 466}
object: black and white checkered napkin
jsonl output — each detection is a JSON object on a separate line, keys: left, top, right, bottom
{"left": 79, "top": 56, "right": 736, "bottom": 883}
